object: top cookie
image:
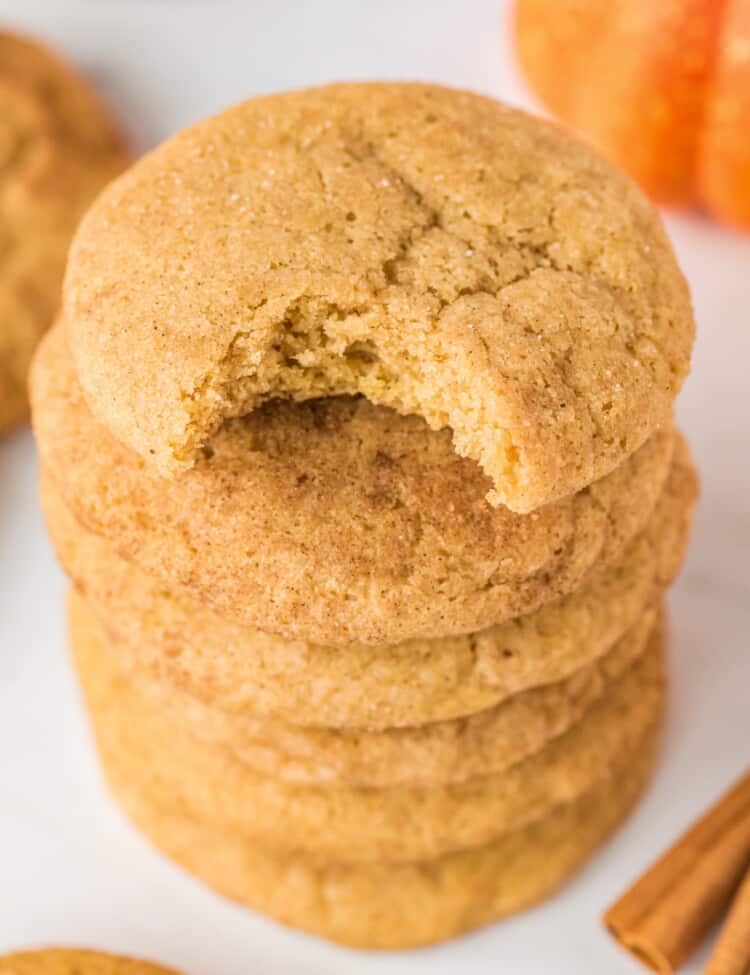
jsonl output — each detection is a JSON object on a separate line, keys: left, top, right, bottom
{"left": 0, "top": 30, "right": 128, "bottom": 433}
{"left": 64, "top": 83, "right": 693, "bottom": 512}
{"left": 0, "top": 948, "right": 177, "bottom": 974}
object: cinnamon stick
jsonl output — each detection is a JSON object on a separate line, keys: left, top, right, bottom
{"left": 603, "top": 769, "right": 750, "bottom": 974}
{"left": 705, "top": 862, "right": 750, "bottom": 975}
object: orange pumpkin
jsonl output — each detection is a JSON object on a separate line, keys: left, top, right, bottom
{"left": 514, "top": 0, "right": 750, "bottom": 229}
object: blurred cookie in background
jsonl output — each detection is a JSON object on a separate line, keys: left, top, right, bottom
{"left": 0, "top": 29, "right": 129, "bottom": 435}
{"left": 0, "top": 947, "right": 179, "bottom": 974}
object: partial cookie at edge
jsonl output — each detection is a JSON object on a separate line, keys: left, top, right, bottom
{"left": 0, "top": 30, "right": 128, "bottom": 433}
{"left": 0, "top": 947, "right": 178, "bottom": 974}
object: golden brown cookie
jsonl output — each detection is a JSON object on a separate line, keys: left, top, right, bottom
{"left": 0, "top": 948, "right": 177, "bottom": 974}
{"left": 81, "top": 579, "right": 657, "bottom": 787}
{"left": 0, "top": 30, "right": 128, "bottom": 433}
{"left": 70, "top": 591, "right": 665, "bottom": 864}
{"left": 33, "top": 325, "right": 675, "bottom": 646}
{"left": 106, "top": 727, "right": 659, "bottom": 950}
{"left": 41, "top": 436, "right": 696, "bottom": 736}
{"left": 63, "top": 83, "right": 693, "bottom": 512}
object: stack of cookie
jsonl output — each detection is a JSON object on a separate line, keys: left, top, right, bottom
{"left": 32, "top": 84, "right": 698, "bottom": 950}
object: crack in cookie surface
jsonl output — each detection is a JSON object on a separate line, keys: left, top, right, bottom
{"left": 65, "top": 83, "right": 693, "bottom": 511}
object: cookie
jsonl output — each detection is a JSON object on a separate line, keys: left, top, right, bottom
{"left": 0, "top": 949, "right": 177, "bottom": 974}
{"left": 41, "top": 437, "right": 696, "bottom": 735}
{"left": 104, "top": 727, "right": 659, "bottom": 950}
{"left": 63, "top": 83, "right": 693, "bottom": 512}
{"left": 70, "top": 591, "right": 665, "bottom": 863}
{"left": 33, "top": 325, "right": 675, "bottom": 646}
{"left": 0, "top": 30, "right": 128, "bottom": 433}
{"left": 78, "top": 577, "right": 657, "bottom": 787}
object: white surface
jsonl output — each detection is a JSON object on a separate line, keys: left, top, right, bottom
{"left": 0, "top": 1, "right": 748, "bottom": 971}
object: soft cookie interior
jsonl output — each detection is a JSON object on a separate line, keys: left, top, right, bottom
{"left": 65, "top": 84, "right": 693, "bottom": 512}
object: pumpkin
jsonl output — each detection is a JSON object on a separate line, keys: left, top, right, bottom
{"left": 514, "top": 0, "right": 750, "bottom": 229}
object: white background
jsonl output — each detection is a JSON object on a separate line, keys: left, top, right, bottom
{"left": 0, "top": 2, "right": 748, "bottom": 972}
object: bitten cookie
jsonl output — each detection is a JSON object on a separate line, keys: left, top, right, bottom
{"left": 70, "top": 591, "right": 665, "bottom": 864}
{"left": 0, "top": 948, "right": 178, "bottom": 974}
{"left": 104, "top": 727, "right": 659, "bottom": 950}
{"left": 63, "top": 83, "right": 694, "bottom": 512}
{"left": 33, "top": 325, "right": 675, "bottom": 646}
{"left": 41, "top": 436, "right": 696, "bottom": 735}
{"left": 0, "top": 30, "right": 128, "bottom": 433}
